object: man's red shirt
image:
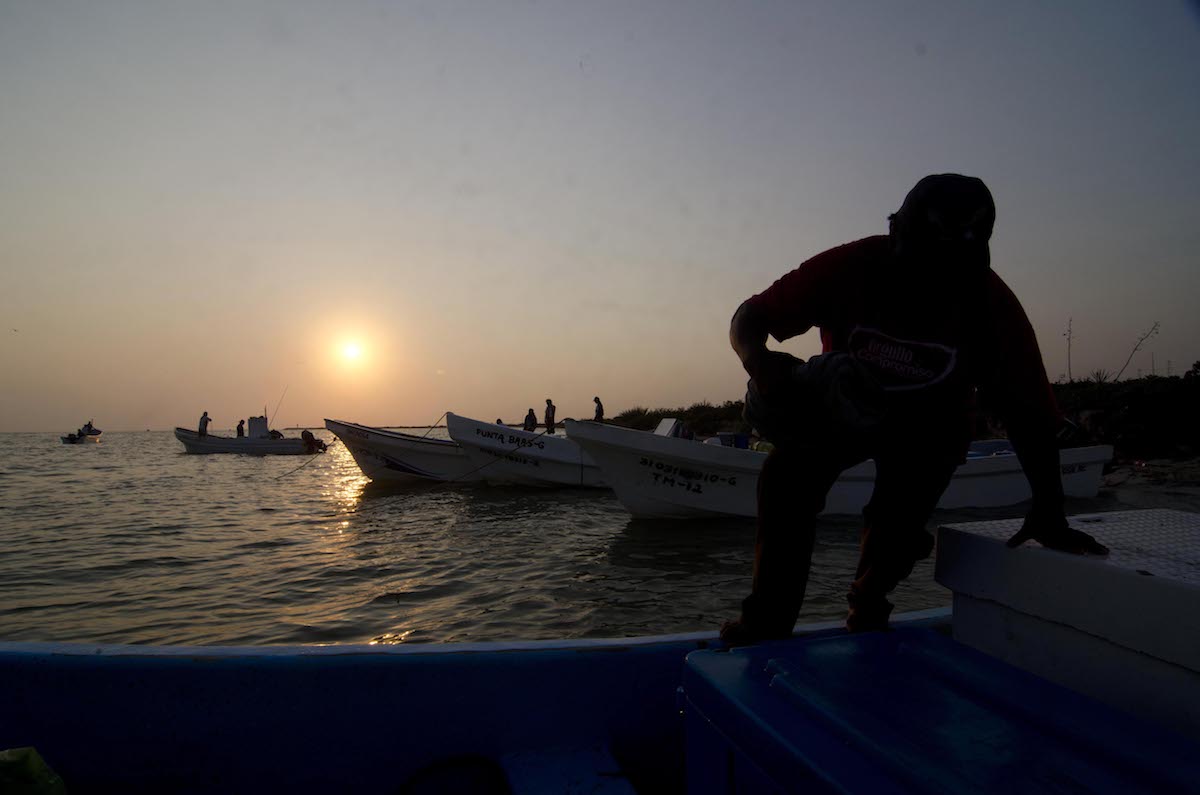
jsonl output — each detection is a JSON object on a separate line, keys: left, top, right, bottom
{"left": 746, "top": 235, "right": 1059, "bottom": 444}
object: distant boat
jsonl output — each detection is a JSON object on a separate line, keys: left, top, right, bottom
{"left": 446, "top": 413, "right": 608, "bottom": 488}
{"left": 61, "top": 421, "right": 101, "bottom": 444}
{"left": 565, "top": 419, "right": 1114, "bottom": 519}
{"left": 174, "top": 416, "right": 325, "bottom": 456}
{"left": 324, "top": 418, "right": 483, "bottom": 482}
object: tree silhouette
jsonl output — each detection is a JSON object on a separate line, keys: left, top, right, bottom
{"left": 1114, "top": 322, "right": 1160, "bottom": 381}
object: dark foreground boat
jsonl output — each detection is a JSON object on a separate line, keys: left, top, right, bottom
{"left": 2, "top": 510, "right": 1197, "bottom": 793}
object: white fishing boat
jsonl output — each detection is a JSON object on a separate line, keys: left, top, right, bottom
{"left": 0, "top": 510, "right": 1196, "bottom": 792}
{"left": 565, "top": 419, "right": 1114, "bottom": 520}
{"left": 324, "top": 418, "right": 483, "bottom": 483}
{"left": 174, "top": 416, "right": 326, "bottom": 456}
{"left": 445, "top": 413, "right": 609, "bottom": 488}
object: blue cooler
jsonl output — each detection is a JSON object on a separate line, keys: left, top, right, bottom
{"left": 681, "top": 628, "right": 1200, "bottom": 794}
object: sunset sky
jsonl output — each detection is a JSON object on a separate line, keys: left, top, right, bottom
{"left": 2, "top": 1, "right": 1197, "bottom": 432}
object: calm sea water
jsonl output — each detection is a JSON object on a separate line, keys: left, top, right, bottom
{"left": 0, "top": 430, "right": 1170, "bottom": 646}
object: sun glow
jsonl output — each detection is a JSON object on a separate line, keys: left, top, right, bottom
{"left": 342, "top": 342, "right": 362, "bottom": 360}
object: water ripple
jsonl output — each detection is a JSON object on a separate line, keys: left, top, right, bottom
{"left": 6, "top": 429, "right": 1151, "bottom": 646}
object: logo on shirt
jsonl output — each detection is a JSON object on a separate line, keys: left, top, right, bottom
{"left": 848, "top": 327, "right": 957, "bottom": 391}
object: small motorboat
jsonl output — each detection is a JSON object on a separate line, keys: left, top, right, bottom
{"left": 174, "top": 416, "right": 326, "bottom": 456}
{"left": 61, "top": 420, "right": 101, "bottom": 444}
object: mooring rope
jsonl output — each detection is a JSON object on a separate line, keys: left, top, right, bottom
{"left": 272, "top": 438, "right": 340, "bottom": 480}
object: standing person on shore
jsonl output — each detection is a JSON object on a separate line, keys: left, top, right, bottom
{"left": 593, "top": 396, "right": 605, "bottom": 422}
{"left": 236, "top": 419, "right": 245, "bottom": 438}
{"left": 544, "top": 399, "right": 557, "bottom": 434}
{"left": 723, "top": 173, "right": 1109, "bottom": 644}
{"left": 523, "top": 408, "right": 538, "bottom": 432}
{"left": 198, "top": 411, "right": 211, "bottom": 438}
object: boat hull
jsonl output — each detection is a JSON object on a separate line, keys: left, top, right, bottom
{"left": 173, "top": 428, "right": 316, "bottom": 455}
{"left": 62, "top": 430, "right": 101, "bottom": 444}
{"left": 0, "top": 609, "right": 948, "bottom": 794}
{"left": 565, "top": 420, "right": 1113, "bottom": 519}
{"left": 324, "top": 418, "right": 482, "bottom": 482}
{"left": 446, "top": 413, "right": 608, "bottom": 487}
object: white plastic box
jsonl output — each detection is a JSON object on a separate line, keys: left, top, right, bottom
{"left": 935, "top": 508, "right": 1200, "bottom": 741}
{"left": 247, "top": 415, "right": 270, "bottom": 439}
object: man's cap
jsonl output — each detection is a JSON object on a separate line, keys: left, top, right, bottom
{"left": 892, "top": 174, "right": 995, "bottom": 244}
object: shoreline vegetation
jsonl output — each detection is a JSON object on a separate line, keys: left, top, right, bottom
{"left": 609, "top": 374, "right": 1200, "bottom": 467}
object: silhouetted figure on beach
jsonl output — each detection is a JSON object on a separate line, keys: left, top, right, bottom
{"left": 198, "top": 411, "right": 211, "bottom": 437}
{"left": 236, "top": 419, "right": 245, "bottom": 438}
{"left": 523, "top": 409, "right": 538, "bottom": 432}
{"left": 723, "top": 174, "right": 1108, "bottom": 645}
{"left": 593, "top": 396, "right": 604, "bottom": 422}
{"left": 544, "top": 399, "right": 556, "bottom": 434}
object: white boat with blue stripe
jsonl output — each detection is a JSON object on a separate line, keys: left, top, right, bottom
{"left": 446, "top": 413, "right": 608, "bottom": 488}
{"left": 566, "top": 419, "right": 1114, "bottom": 519}
{"left": 324, "top": 418, "right": 482, "bottom": 483}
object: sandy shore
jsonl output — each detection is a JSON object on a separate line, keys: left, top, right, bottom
{"left": 1095, "top": 457, "right": 1200, "bottom": 513}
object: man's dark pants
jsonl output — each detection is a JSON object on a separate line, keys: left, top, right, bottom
{"left": 742, "top": 426, "right": 961, "bottom": 635}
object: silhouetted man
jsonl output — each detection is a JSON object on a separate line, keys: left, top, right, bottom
{"left": 544, "top": 399, "right": 556, "bottom": 434}
{"left": 593, "top": 396, "right": 604, "bottom": 422}
{"left": 236, "top": 419, "right": 245, "bottom": 438}
{"left": 523, "top": 408, "right": 538, "bottom": 432}
{"left": 301, "top": 429, "right": 325, "bottom": 453}
{"left": 198, "top": 411, "right": 211, "bottom": 437}
{"left": 724, "top": 174, "right": 1108, "bottom": 643}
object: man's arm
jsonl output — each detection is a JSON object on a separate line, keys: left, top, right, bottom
{"left": 730, "top": 301, "right": 773, "bottom": 382}
{"left": 731, "top": 298, "right": 821, "bottom": 398}
{"left": 1004, "top": 430, "right": 1107, "bottom": 554}
{"left": 981, "top": 276, "right": 1108, "bottom": 555}
{"left": 731, "top": 238, "right": 871, "bottom": 393}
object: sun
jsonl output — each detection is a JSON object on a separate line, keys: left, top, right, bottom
{"left": 342, "top": 342, "right": 363, "bottom": 360}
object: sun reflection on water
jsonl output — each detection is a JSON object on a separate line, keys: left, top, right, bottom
{"left": 324, "top": 443, "right": 369, "bottom": 515}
